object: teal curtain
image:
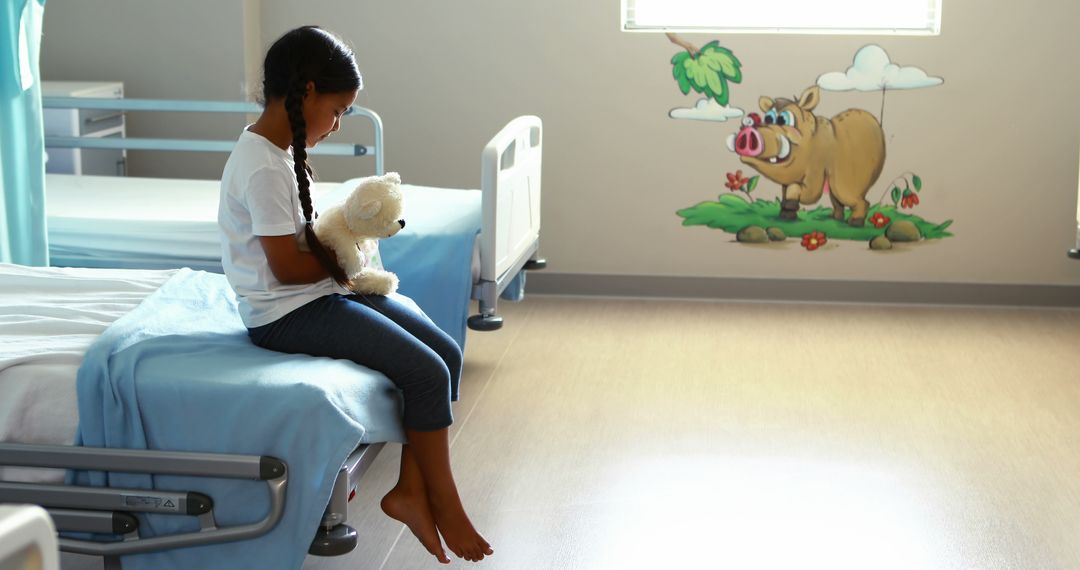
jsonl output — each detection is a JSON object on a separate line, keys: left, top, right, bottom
{"left": 1, "top": 0, "right": 47, "bottom": 265}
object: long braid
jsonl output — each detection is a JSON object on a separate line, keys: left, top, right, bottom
{"left": 284, "top": 79, "right": 313, "bottom": 220}
{"left": 284, "top": 76, "right": 352, "bottom": 289}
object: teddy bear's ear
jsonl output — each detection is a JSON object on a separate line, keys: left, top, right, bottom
{"left": 357, "top": 200, "right": 382, "bottom": 220}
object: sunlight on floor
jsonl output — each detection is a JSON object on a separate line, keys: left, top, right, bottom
{"left": 592, "top": 454, "right": 957, "bottom": 570}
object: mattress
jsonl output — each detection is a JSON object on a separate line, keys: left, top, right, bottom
{"left": 0, "top": 264, "right": 176, "bottom": 483}
{"left": 44, "top": 173, "right": 483, "bottom": 281}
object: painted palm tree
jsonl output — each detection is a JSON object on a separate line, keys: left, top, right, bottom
{"left": 668, "top": 33, "right": 743, "bottom": 106}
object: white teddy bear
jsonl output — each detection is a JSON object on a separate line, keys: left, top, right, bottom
{"left": 313, "top": 172, "right": 405, "bottom": 296}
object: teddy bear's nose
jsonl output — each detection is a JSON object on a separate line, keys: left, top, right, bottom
{"left": 398, "top": 219, "right": 406, "bottom": 229}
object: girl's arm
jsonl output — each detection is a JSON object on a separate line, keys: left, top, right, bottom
{"left": 258, "top": 235, "right": 332, "bottom": 284}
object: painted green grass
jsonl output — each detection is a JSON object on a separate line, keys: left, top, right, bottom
{"left": 677, "top": 194, "right": 954, "bottom": 240}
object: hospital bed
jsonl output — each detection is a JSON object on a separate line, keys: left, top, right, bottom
{"left": 41, "top": 96, "right": 546, "bottom": 342}
{"left": 0, "top": 263, "right": 407, "bottom": 569}
{"left": 0, "top": 99, "right": 543, "bottom": 569}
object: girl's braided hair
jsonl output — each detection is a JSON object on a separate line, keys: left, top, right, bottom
{"left": 262, "top": 26, "right": 361, "bottom": 288}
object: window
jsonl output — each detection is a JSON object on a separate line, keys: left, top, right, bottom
{"left": 622, "top": 0, "right": 941, "bottom": 36}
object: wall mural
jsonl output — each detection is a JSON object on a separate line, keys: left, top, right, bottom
{"left": 671, "top": 39, "right": 952, "bottom": 252}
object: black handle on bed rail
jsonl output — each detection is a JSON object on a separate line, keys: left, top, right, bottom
{"left": 260, "top": 456, "right": 286, "bottom": 480}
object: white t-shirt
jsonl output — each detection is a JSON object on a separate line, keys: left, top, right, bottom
{"left": 218, "top": 129, "right": 338, "bottom": 328}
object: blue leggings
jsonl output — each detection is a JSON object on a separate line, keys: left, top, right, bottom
{"left": 248, "top": 294, "right": 462, "bottom": 431}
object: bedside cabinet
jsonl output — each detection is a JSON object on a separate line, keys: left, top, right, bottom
{"left": 42, "top": 80, "right": 127, "bottom": 176}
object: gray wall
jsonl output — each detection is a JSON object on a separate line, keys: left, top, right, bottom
{"left": 40, "top": 0, "right": 249, "bottom": 180}
{"left": 40, "top": 0, "right": 1080, "bottom": 287}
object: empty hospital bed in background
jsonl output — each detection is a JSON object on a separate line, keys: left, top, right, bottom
{"left": 41, "top": 96, "right": 546, "bottom": 344}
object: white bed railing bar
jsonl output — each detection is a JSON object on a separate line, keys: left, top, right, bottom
{"left": 42, "top": 97, "right": 385, "bottom": 174}
{"left": 45, "top": 97, "right": 263, "bottom": 113}
{"left": 43, "top": 135, "right": 371, "bottom": 157}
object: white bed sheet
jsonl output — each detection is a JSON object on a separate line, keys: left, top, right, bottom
{"left": 45, "top": 173, "right": 483, "bottom": 281}
{"left": 45, "top": 174, "right": 335, "bottom": 271}
{"left": 0, "top": 264, "right": 175, "bottom": 483}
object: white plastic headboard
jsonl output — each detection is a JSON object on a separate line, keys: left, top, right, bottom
{"left": 479, "top": 116, "right": 543, "bottom": 282}
{"left": 0, "top": 506, "right": 59, "bottom": 570}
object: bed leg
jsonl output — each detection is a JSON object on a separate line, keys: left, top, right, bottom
{"left": 309, "top": 523, "right": 358, "bottom": 556}
{"left": 469, "top": 280, "right": 504, "bottom": 331}
{"left": 467, "top": 309, "right": 504, "bottom": 331}
{"left": 468, "top": 295, "right": 504, "bottom": 331}
{"left": 469, "top": 250, "right": 543, "bottom": 331}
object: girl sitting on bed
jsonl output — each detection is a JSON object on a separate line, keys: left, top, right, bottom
{"left": 217, "top": 25, "right": 491, "bottom": 564}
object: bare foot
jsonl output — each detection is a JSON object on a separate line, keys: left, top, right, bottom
{"left": 429, "top": 497, "right": 493, "bottom": 562}
{"left": 381, "top": 485, "right": 450, "bottom": 564}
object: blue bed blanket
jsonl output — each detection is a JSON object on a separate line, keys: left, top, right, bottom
{"left": 73, "top": 268, "right": 407, "bottom": 570}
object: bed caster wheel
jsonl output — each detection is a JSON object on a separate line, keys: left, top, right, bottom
{"left": 523, "top": 258, "right": 547, "bottom": 270}
{"left": 309, "top": 523, "right": 358, "bottom": 556}
{"left": 1069, "top": 249, "right": 1080, "bottom": 259}
{"left": 468, "top": 314, "right": 504, "bottom": 331}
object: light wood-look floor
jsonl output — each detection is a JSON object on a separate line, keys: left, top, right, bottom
{"left": 302, "top": 296, "right": 1080, "bottom": 570}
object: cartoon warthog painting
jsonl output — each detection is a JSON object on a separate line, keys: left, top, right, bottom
{"left": 727, "top": 85, "right": 885, "bottom": 226}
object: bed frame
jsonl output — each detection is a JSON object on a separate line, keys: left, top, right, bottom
{"left": 0, "top": 442, "right": 382, "bottom": 568}
{"left": 0, "top": 98, "right": 544, "bottom": 567}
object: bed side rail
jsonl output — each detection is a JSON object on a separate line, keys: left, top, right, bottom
{"left": 0, "top": 443, "right": 286, "bottom": 557}
{"left": 41, "top": 97, "right": 384, "bottom": 174}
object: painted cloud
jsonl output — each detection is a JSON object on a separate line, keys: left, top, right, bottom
{"left": 670, "top": 98, "right": 745, "bottom": 122}
{"left": 817, "top": 44, "right": 943, "bottom": 92}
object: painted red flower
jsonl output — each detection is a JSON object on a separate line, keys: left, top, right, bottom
{"left": 870, "top": 212, "right": 891, "bottom": 228}
{"left": 801, "top": 231, "right": 827, "bottom": 251}
{"left": 725, "top": 170, "right": 750, "bottom": 191}
{"left": 900, "top": 193, "right": 920, "bottom": 209}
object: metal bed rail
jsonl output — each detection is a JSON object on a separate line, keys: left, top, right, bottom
{"left": 0, "top": 443, "right": 286, "bottom": 558}
{"left": 42, "top": 97, "right": 385, "bottom": 175}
